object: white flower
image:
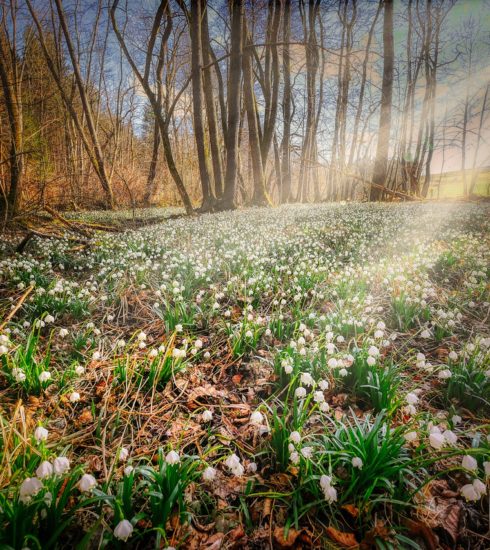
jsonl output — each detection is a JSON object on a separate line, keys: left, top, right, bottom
{"left": 461, "top": 483, "right": 480, "bottom": 501}
{"left": 59, "top": 328, "right": 69, "bottom": 338}
{"left": 79, "top": 474, "right": 97, "bottom": 492}
{"left": 175, "top": 324, "right": 183, "bottom": 332}
{"left": 289, "top": 451, "right": 300, "bottom": 465}
{"left": 124, "top": 465, "right": 134, "bottom": 476}
{"left": 420, "top": 329, "right": 431, "bottom": 339}
{"left": 295, "top": 387, "right": 307, "bottom": 398}
{"left": 339, "top": 368, "right": 348, "bottom": 377}
{"left": 318, "top": 379, "right": 329, "bottom": 391}
{"left": 119, "top": 447, "right": 129, "bottom": 462}
{"left": 301, "top": 446, "right": 313, "bottom": 459}
{"left": 442, "top": 429, "right": 457, "bottom": 445}
{"left": 69, "top": 392, "right": 80, "bottom": 403}
{"left": 367, "top": 356, "right": 376, "bottom": 366}
{"left": 203, "top": 466, "right": 217, "bottom": 481}
{"left": 368, "top": 346, "right": 379, "bottom": 356}
{"left": 484, "top": 462, "right": 490, "bottom": 478}
{"left": 75, "top": 365, "right": 85, "bottom": 376}
{"left": 13, "top": 368, "right": 26, "bottom": 382}
{"left": 452, "top": 415, "right": 462, "bottom": 425}
{"left": 39, "top": 371, "right": 51, "bottom": 383}
{"left": 429, "top": 432, "right": 445, "bottom": 450}
{"left": 438, "top": 369, "right": 452, "bottom": 380}
{"left": 404, "top": 431, "right": 418, "bottom": 442}
{"left": 225, "top": 453, "right": 244, "bottom": 476}
{"left": 34, "top": 426, "right": 48, "bottom": 442}
{"left": 289, "top": 431, "right": 301, "bottom": 444}
{"left": 327, "top": 358, "right": 338, "bottom": 368}
{"left": 462, "top": 455, "right": 478, "bottom": 472}
{"left": 351, "top": 457, "right": 363, "bottom": 469}
{"left": 448, "top": 351, "right": 458, "bottom": 361}
{"left": 114, "top": 519, "right": 134, "bottom": 541}
{"left": 300, "top": 372, "right": 314, "bottom": 386}
{"left": 473, "top": 478, "right": 487, "bottom": 497}
{"left": 320, "top": 401, "right": 330, "bottom": 412}
{"left": 313, "top": 391, "right": 325, "bottom": 403}
{"left": 53, "top": 457, "right": 70, "bottom": 475}
{"left": 165, "top": 450, "right": 180, "bottom": 465}
{"left": 405, "top": 392, "right": 419, "bottom": 405}
{"left": 19, "top": 477, "right": 43, "bottom": 503}
{"left": 92, "top": 351, "right": 101, "bottom": 360}
{"left": 202, "top": 409, "right": 213, "bottom": 422}
{"left": 247, "top": 462, "right": 257, "bottom": 473}
{"left": 45, "top": 314, "right": 55, "bottom": 324}
{"left": 250, "top": 411, "right": 264, "bottom": 425}
{"left": 137, "top": 332, "right": 147, "bottom": 342}
{"left": 194, "top": 339, "right": 203, "bottom": 349}
{"left": 36, "top": 461, "right": 54, "bottom": 479}
{"left": 0, "top": 345, "right": 8, "bottom": 355}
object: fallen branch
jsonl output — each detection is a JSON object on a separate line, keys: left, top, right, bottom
{"left": 0, "top": 286, "right": 34, "bottom": 331}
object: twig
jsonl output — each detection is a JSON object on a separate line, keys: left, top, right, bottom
{"left": 0, "top": 286, "right": 34, "bottom": 331}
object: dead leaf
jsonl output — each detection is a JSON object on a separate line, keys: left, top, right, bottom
{"left": 342, "top": 504, "right": 359, "bottom": 518}
{"left": 273, "top": 526, "right": 301, "bottom": 549}
{"left": 326, "top": 527, "right": 359, "bottom": 549}
{"left": 402, "top": 518, "right": 438, "bottom": 550}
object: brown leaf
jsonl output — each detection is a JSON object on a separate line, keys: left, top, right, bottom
{"left": 342, "top": 504, "right": 360, "bottom": 518}
{"left": 231, "top": 374, "right": 243, "bottom": 384}
{"left": 273, "top": 526, "right": 301, "bottom": 549}
{"left": 403, "top": 518, "right": 438, "bottom": 550}
{"left": 326, "top": 527, "right": 359, "bottom": 549}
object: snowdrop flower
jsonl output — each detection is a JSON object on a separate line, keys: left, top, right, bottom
{"left": 295, "top": 386, "right": 307, "bottom": 399}
{"left": 19, "top": 477, "right": 43, "bottom": 503}
{"left": 0, "top": 345, "right": 8, "bottom": 355}
{"left": 59, "top": 328, "right": 68, "bottom": 338}
{"left": 250, "top": 410, "right": 264, "bottom": 425}
{"left": 137, "top": 332, "right": 147, "bottom": 342}
{"left": 36, "top": 461, "right": 54, "bottom": 479}
{"left": 351, "top": 457, "right": 363, "bottom": 469}
{"left": 406, "top": 392, "right": 419, "bottom": 405}
{"left": 368, "top": 346, "right": 379, "bottom": 356}
{"left": 75, "top": 365, "right": 85, "bottom": 375}
{"left": 202, "top": 409, "right": 213, "bottom": 422}
{"left": 442, "top": 429, "right": 457, "bottom": 445}
{"left": 114, "top": 519, "right": 134, "bottom": 541}
{"left": 318, "top": 379, "right": 329, "bottom": 391}
{"left": 13, "top": 368, "right": 26, "bottom": 382}
{"left": 320, "top": 401, "right": 330, "bottom": 412}
{"left": 452, "top": 415, "right": 462, "bottom": 425}
{"left": 119, "top": 447, "right": 129, "bottom": 462}
{"left": 53, "top": 457, "right": 70, "bottom": 475}
{"left": 69, "top": 392, "right": 80, "bottom": 403}
{"left": 429, "top": 432, "right": 445, "bottom": 450}
{"left": 194, "top": 339, "right": 203, "bottom": 349}
{"left": 247, "top": 462, "right": 258, "bottom": 473}
{"left": 448, "top": 350, "right": 458, "bottom": 361}
{"left": 290, "top": 431, "right": 301, "bottom": 444}
{"left": 300, "top": 372, "right": 314, "bottom": 386}
{"left": 79, "top": 474, "right": 97, "bottom": 492}
{"left": 404, "top": 431, "right": 418, "bottom": 442}
{"left": 461, "top": 483, "right": 479, "bottom": 501}
{"left": 124, "top": 465, "right": 134, "bottom": 476}
{"left": 339, "top": 368, "right": 348, "bottom": 377}
{"left": 438, "top": 369, "right": 452, "bottom": 380}
{"left": 420, "top": 329, "right": 431, "bottom": 339}
{"left": 45, "top": 314, "right": 55, "bottom": 324}
{"left": 165, "top": 451, "right": 180, "bottom": 465}
{"left": 462, "top": 455, "right": 478, "bottom": 472}
{"left": 367, "top": 356, "right": 376, "bottom": 366}
{"left": 175, "top": 324, "right": 183, "bottom": 332}
{"left": 225, "top": 453, "right": 244, "bottom": 476}
{"left": 92, "top": 351, "right": 101, "bottom": 360}
{"left": 289, "top": 451, "right": 300, "bottom": 465}
{"left": 473, "top": 478, "right": 487, "bottom": 497}
{"left": 34, "top": 426, "right": 48, "bottom": 442}
{"left": 313, "top": 391, "right": 325, "bottom": 403}
{"left": 149, "top": 348, "right": 158, "bottom": 358}
{"left": 483, "top": 462, "right": 490, "bottom": 478}
{"left": 301, "top": 446, "right": 313, "bottom": 459}
{"left": 39, "top": 371, "right": 51, "bottom": 383}
{"left": 203, "top": 466, "right": 217, "bottom": 481}
{"left": 327, "top": 358, "right": 338, "bottom": 368}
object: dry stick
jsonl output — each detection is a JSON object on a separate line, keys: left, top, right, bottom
{"left": 0, "top": 286, "right": 34, "bottom": 331}
{"left": 44, "top": 206, "right": 93, "bottom": 237}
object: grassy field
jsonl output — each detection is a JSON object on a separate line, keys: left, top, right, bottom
{"left": 427, "top": 168, "right": 490, "bottom": 199}
{"left": 0, "top": 202, "right": 489, "bottom": 549}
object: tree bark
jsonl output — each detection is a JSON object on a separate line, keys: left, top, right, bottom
{"left": 370, "top": 0, "right": 394, "bottom": 201}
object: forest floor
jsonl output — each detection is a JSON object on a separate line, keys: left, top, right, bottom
{"left": 0, "top": 202, "right": 489, "bottom": 550}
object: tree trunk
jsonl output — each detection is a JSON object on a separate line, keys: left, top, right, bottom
{"left": 280, "top": 0, "right": 292, "bottom": 203}
{"left": 370, "top": 0, "right": 394, "bottom": 201}
{"left": 219, "top": 0, "right": 243, "bottom": 210}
